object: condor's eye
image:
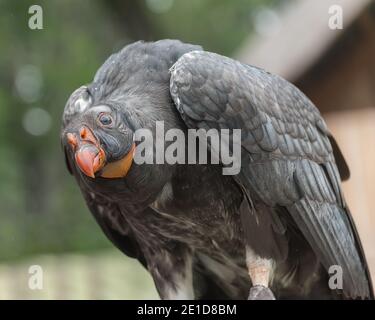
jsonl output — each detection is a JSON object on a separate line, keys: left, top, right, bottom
{"left": 99, "top": 113, "right": 113, "bottom": 126}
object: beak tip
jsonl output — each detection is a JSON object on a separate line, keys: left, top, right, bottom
{"left": 75, "top": 146, "right": 101, "bottom": 179}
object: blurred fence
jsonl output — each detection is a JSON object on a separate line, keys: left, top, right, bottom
{"left": 0, "top": 250, "right": 158, "bottom": 300}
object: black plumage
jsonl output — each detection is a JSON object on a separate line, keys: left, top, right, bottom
{"left": 61, "top": 40, "right": 373, "bottom": 299}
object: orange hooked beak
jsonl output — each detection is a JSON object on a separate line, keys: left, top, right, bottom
{"left": 67, "top": 127, "right": 106, "bottom": 178}
{"left": 67, "top": 127, "right": 135, "bottom": 179}
{"left": 75, "top": 144, "right": 106, "bottom": 178}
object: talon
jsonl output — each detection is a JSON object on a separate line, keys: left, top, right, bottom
{"left": 248, "top": 285, "right": 276, "bottom": 300}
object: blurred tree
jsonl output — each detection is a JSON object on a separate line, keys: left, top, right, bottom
{"left": 101, "top": 0, "right": 157, "bottom": 40}
{"left": 0, "top": 0, "right": 126, "bottom": 261}
{"left": 143, "top": 0, "right": 278, "bottom": 55}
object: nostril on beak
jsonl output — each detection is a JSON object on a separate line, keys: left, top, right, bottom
{"left": 78, "top": 126, "right": 98, "bottom": 145}
{"left": 80, "top": 127, "right": 87, "bottom": 139}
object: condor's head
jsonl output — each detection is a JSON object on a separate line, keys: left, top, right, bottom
{"left": 63, "top": 104, "right": 136, "bottom": 179}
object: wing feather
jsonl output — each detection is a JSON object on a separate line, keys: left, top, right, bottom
{"left": 170, "top": 51, "right": 372, "bottom": 298}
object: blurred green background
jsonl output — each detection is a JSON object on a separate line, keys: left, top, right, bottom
{"left": 0, "top": 0, "right": 285, "bottom": 298}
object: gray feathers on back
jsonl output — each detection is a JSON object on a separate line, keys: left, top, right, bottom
{"left": 170, "top": 50, "right": 371, "bottom": 298}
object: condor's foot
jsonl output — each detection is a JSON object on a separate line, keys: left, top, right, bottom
{"left": 248, "top": 285, "right": 276, "bottom": 300}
